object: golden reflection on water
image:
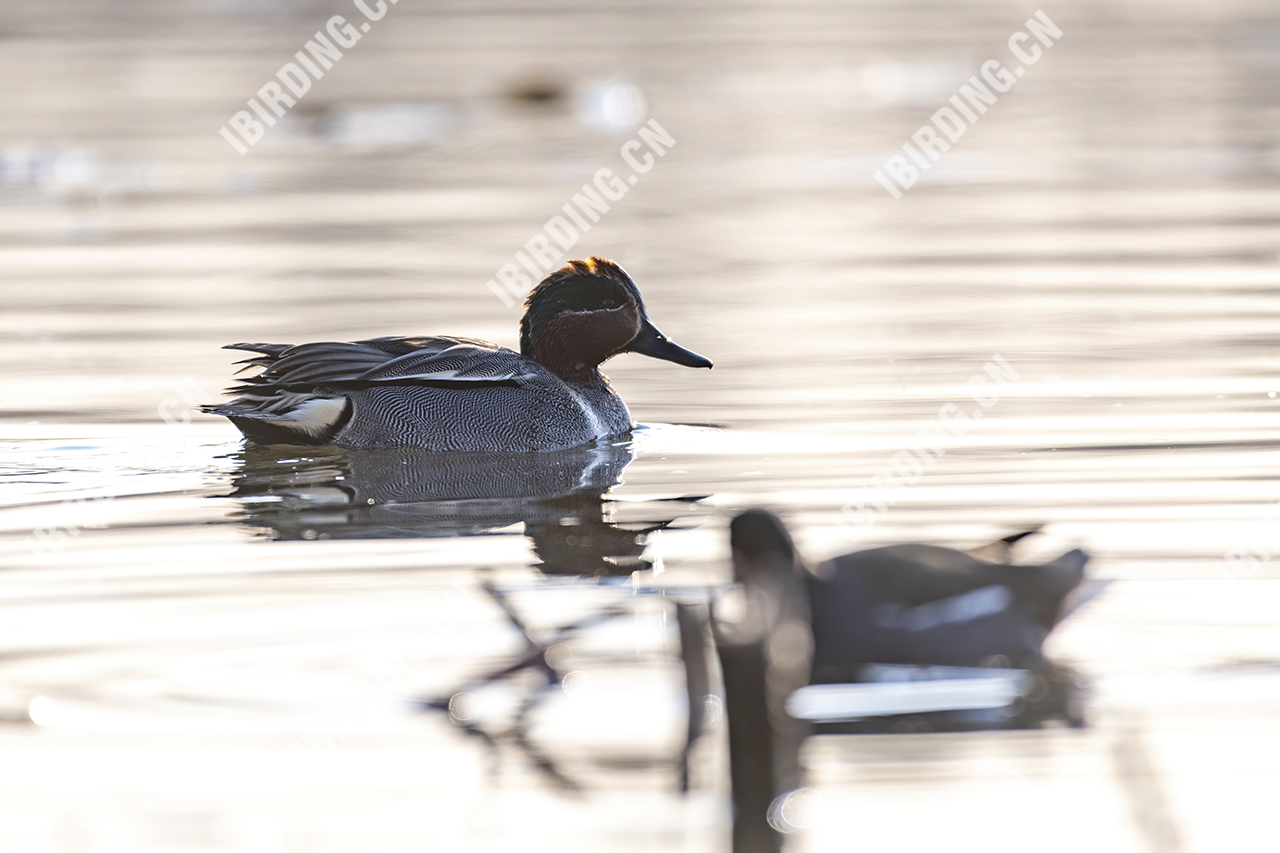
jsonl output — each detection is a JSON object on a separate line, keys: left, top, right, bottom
{"left": 4, "top": 0, "right": 1280, "bottom": 850}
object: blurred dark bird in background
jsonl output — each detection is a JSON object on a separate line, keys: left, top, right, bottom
{"left": 714, "top": 509, "right": 1093, "bottom": 852}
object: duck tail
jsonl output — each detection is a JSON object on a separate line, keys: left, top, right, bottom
{"left": 202, "top": 394, "right": 351, "bottom": 445}
{"left": 967, "top": 524, "right": 1045, "bottom": 564}
{"left": 1001, "top": 525, "right": 1044, "bottom": 546}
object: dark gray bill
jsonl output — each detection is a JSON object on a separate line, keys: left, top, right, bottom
{"left": 629, "top": 318, "right": 713, "bottom": 368}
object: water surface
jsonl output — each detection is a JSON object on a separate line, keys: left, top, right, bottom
{"left": 4, "top": 1, "right": 1280, "bottom": 850}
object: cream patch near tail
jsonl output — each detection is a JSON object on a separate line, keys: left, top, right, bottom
{"left": 269, "top": 397, "right": 348, "bottom": 437}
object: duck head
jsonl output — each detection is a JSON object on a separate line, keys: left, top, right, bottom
{"left": 520, "top": 256, "right": 712, "bottom": 382}
{"left": 722, "top": 510, "right": 813, "bottom": 671}
{"left": 730, "top": 509, "right": 804, "bottom": 586}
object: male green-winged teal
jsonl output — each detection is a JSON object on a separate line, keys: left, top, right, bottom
{"left": 204, "top": 257, "right": 711, "bottom": 450}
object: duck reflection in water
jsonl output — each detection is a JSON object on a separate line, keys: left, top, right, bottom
{"left": 224, "top": 439, "right": 698, "bottom": 576}
{"left": 224, "top": 440, "right": 713, "bottom": 792}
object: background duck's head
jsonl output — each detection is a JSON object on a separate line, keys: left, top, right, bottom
{"left": 721, "top": 509, "right": 813, "bottom": 655}
{"left": 730, "top": 508, "right": 804, "bottom": 586}
{"left": 520, "top": 256, "right": 712, "bottom": 381}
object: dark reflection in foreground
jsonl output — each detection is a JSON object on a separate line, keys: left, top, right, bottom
{"left": 221, "top": 440, "right": 717, "bottom": 793}
{"left": 223, "top": 440, "right": 702, "bottom": 576}
{"left": 424, "top": 578, "right": 715, "bottom": 794}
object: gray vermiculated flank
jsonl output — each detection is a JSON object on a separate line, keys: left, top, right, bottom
{"left": 334, "top": 367, "right": 633, "bottom": 451}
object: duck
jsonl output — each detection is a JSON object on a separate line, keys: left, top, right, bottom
{"left": 203, "top": 257, "right": 712, "bottom": 451}
{"left": 713, "top": 514, "right": 1089, "bottom": 841}
{"left": 726, "top": 509, "right": 1089, "bottom": 679}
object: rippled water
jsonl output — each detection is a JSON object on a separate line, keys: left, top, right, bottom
{"left": 5, "top": 1, "right": 1280, "bottom": 851}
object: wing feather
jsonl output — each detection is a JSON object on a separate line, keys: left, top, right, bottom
{"left": 224, "top": 335, "right": 533, "bottom": 394}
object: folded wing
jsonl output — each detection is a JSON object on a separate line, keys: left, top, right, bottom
{"left": 226, "top": 336, "right": 535, "bottom": 392}
{"left": 205, "top": 336, "right": 536, "bottom": 444}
